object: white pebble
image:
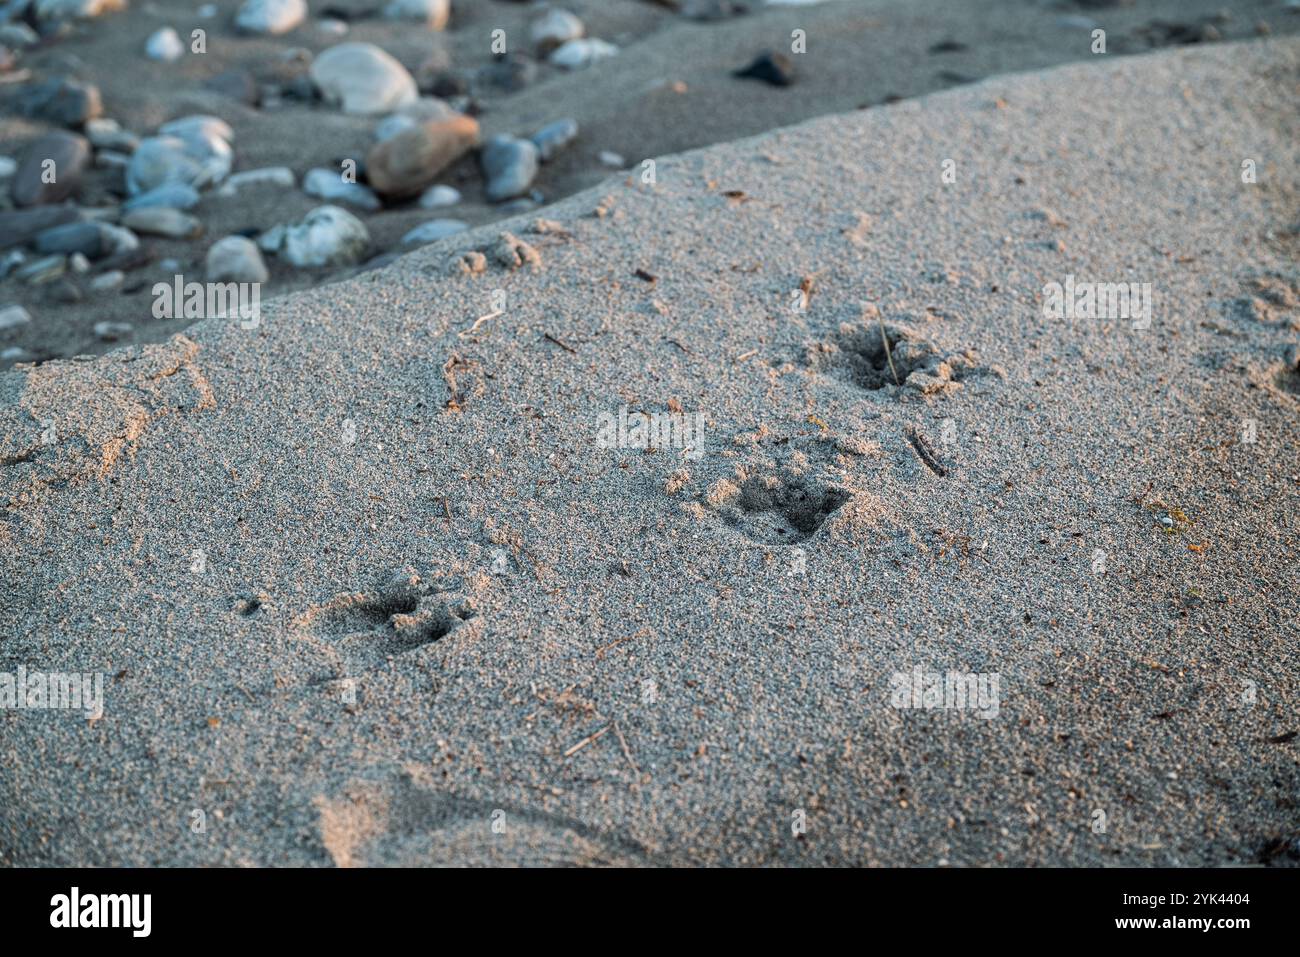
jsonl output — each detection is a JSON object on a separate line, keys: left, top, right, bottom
{"left": 145, "top": 27, "right": 185, "bottom": 62}
{"left": 418, "top": 184, "right": 461, "bottom": 208}
{"left": 0, "top": 305, "right": 33, "bottom": 331}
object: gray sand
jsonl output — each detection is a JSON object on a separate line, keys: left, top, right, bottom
{"left": 1, "top": 37, "right": 1298, "bottom": 866}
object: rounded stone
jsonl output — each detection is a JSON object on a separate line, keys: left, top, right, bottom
{"left": 310, "top": 42, "right": 418, "bottom": 116}
{"left": 235, "top": 0, "right": 306, "bottom": 36}
{"left": 206, "top": 235, "right": 269, "bottom": 283}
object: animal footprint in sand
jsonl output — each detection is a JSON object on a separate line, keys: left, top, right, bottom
{"left": 1272, "top": 349, "right": 1300, "bottom": 398}
{"left": 706, "top": 472, "right": 849, "bottom": 545}
{"left": 296, "top": 572, "right": 475, "bottom": 670}
{"left": 1227, "top": 273, "right": 1300, "bottom": 329}
{"left": 806, "top": 314, "right": 978, "bottom": 396}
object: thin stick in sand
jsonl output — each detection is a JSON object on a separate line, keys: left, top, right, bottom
{"left": 563, "top": 724, "right": 611, "bottom": 758}
{"left": 877, "top": 313, "right": 901, "bottom": 386}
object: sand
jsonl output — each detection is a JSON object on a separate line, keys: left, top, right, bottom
{"left": 1, "top": 32, "right": 1298, "bottom": 865}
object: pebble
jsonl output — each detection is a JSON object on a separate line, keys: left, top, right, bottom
{"left": 317, "top": 18, "right": 348, "bottom": 37}
{"left": 303, "top": 168, "right": 381, "bottom": 211}
{"left": 310, "top": 42, "right": 418, "bottom": 115}
{"left": 33, "top": 0, "right": 122, "bottom": 20}
{"left": 122, "top": 207, "right": 203, "bottom": 238}
{"left": 123, "top": 182, "right": 201, "bottom": 211}
{"left": 0, "top": 24, "right": 39, "bottom": 48}
{"left": 145, "top": 27, "right": 185, "bottom": 62}
{"left": 418, "top": 184, "right": 461, "bottom": 208}
{"left": 10, "top": 132, "right": 90, "bottom": 207}
{"left": 15, "top": 254, "right": 66, "bottom": 284}
{"left": 159, "top": 115, "right": 234, "bottom": 146}
{"left": 1, "top": 205, "right": 84, "bottom": 248}
{"left": 481, "top": 53, "right": 536, "bottom": 93}
{"left": 598, "top": 150, "right": 625, "bottom": 168}
{"left": 1, "top": 347, "right": 33, "bottom": 362}
{"left": 0, "top": 156, "right": 16, "bottom": 178}
{"left": 365, "top": 114, "right": 479, "bottom": 198}
{"left": 235, "top": 0, "right": 306, "bottom": 35}
{"left": 480, "top": 135, "right": 539, "bottom": 203}
{"left": 373, "top": 98, "right": 458, "bottom": 143}
{"left": 100, "top": 224, "right": 140, "bottom": 256}
{"left": 0, "top": 250, "right": 25, "bottom": 279}
{"left": 34, "top": 221, "right": 110, "bottom": 257}
{"left": 734, "top": 50, "right": 795, "bottom": 87}
{"left": 530, "top": 9, "right": 584, "bottom": 55}
{"left": 128, "top": 126, "right": 232, "bottom": 195}
{"left": 549, "top": 38, "right": 618, "bottom": 70}
{"left": 89, "top": 269, "right": 124, "bottom": 291}
{"left": 217, "top": 166, "right": 296, "bottom": 195}
{"left": 531, "top": 118, "right": 578, "bottom": 162}
{"left": 94, "top": 149, "right": 131, "bottom": 169}
{"left": 49, "top": 277, "right": 81, "bottom": 304}
{"left": 0, "top": 305, "right": 32, "bottom": 331}
{"left": 383, "top": 0, "right": 448, "bottom": 29}
{"left": 93, "top": 321, "right": 133, "bottom": 341}
{"left": 127, "top": 136, "right": 204, "bottom": 195}
{"left": 400, "top": 218, "right": 466, "bottom": 246}
{"left": 69, "top": 251, "right": 90, "bottom": 273}
{"left": 261, "top": 205, "right": 369, "bottom": 267}
{"left": 19, "top": 76, "right": 103, "bottom": 127}
{"left": 84, "top": 118, "right": 139, "bottom": 153}
{"left": 206, "top": 235, "right": 269, "bottom": 283}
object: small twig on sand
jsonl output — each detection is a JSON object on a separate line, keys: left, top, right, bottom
{"left": 563, "top": 724, "right": 611, "bottom": 758}
{"left": 877, "top": 313, "right": 900, "bottom": 386}
{"left": 459, "top": 310, "right": 502, "bottom": 338}
{"left": 612, "top": 721, "right": 640, "bottom": 775}
{"left": 544, "top": 332, "right": 577, "bottom": 354}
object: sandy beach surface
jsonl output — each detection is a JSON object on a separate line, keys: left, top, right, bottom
{"left": 1, "top": 4, "right": 1299, "bottom": 867}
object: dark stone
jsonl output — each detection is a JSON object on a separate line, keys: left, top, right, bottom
{"left": 481, "top": 53, "right": 536, "bottom": 93}
{"left": 34, "top": 221, "right": 109, "bottom": 257}
{"left": 50, "top": 278, "right": 83, "bottom": 304}
{"left": 0, "top": 204, "right": 85, "bottom": 250}
{"left": 427, "top": 71, "right": 467, "bottom": 98}
{"left": 19, "top": 76, "right": 102, "bottom": 127}
{"left": 733, "top": 50, "right": 795, "bottom": 87}
{"left": 10, "top": 132, "right": 91, "bottom": 207}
